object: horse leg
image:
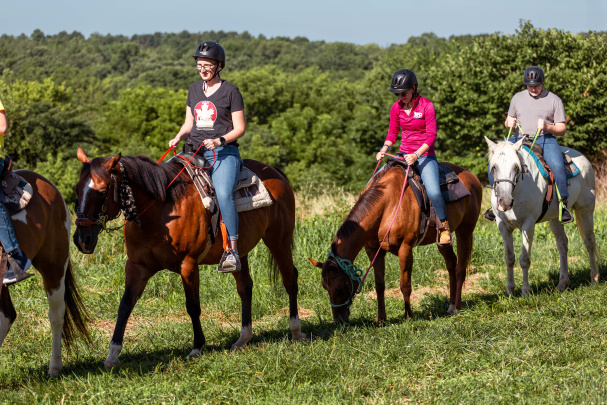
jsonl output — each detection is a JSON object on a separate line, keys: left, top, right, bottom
{"left": 452, "top": 227, "right": 474, "bottom": 312}
{"left": 574, "top": 207, "right": 599, "bottom": 284}
{"left": 179, "top": 259, "right": 205, "bottom": 357}
{"left": 105, "top": 261, "right": 153, "bottom": 367}
{"left": 548, "top": 219, "right": 570, "bottom": 291}
{"left": 230, "top": 255, "right": 254, "bottom": 350}
{"left": 519, "top": 221, "right": 536, "bottom": 296}
{"left": 365, "top": 246, "right": 387, "bottom": 325}
{"left": 438, "top": 242, "right": 459, "bottom": 315}
{"left": 0, "top": 285, "right": 16, "bottom": 347}
{"left": 45, "top": 260, "right": 69, "bottom": 377}
{"left": 264, "top": 239, "right": 306, "bottom": 342}
{"left": 398, "top": 245, "right": 414, "bottom": 319}
{"left": 497, "top": 220, "right": 516, "bottom": 295}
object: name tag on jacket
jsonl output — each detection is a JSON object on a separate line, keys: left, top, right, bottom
{"left": 414, "top": 112, "right": 423, "bottom": 119}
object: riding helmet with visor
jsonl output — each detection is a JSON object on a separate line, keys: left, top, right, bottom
{"left": 193, "top": 41, "right": 226, "bottom": 69}
{"left": 523, "top": 66, "right": 544, "bottom": 86}
{"left": 389, "top": 69, "right": 418, "bottom": 93}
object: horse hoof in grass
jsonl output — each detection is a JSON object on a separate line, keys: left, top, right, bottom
{"left": 447, "top": 305, "right": 459, "bottom": 315}
{"left": 188, "top": 348, "right": 202, "bottom": 358}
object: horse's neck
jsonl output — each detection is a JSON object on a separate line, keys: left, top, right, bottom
{"left": 332, "top": 203, "right": 386, "bottom": 262}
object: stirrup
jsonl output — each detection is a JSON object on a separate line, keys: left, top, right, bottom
{"left": 561, "top": 206, "right": 574, "bottom": 224}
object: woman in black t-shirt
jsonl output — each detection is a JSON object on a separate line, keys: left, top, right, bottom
{"left": 169, "top": 41, "right": 246, "bottom": 273}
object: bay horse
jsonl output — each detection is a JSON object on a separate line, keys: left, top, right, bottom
{"left": 0, "top": 170, "right": 90, "bottom": 377}
{"left": 72, "top": 148, "right": 306, "bottom": 367}
{"left": 310, "top": 163, "right": 482, "bottom": 323}
{"left": 485, "top": 137, "right": 599, "bottom": 295}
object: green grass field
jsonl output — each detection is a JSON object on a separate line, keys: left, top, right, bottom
{"left": 2, "top": 188, "right": 607, "bottom": 404}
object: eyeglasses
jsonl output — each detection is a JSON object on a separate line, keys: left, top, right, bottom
{"left": 195, "top": 64, "right": 215, "bottom": 71}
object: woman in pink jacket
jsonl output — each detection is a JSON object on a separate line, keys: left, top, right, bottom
{"left": 376, "top": 69, "right": 452, "bottom": 245}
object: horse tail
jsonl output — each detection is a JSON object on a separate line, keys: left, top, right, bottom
{"left": 62, "top": 259, "right": 92, "bottom": 349}
{"left": 574, "top": 209, "right": 600, "bottom": 265}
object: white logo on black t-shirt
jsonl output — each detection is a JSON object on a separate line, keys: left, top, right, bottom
{"left": 194, "top": 101, "right": 217, "bottom": 130}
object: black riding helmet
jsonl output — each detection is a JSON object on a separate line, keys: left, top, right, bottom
{"left": 193, "top": 41, "right": 226, "bottom": 68}
{"left": 389, "top": 69, "right": 418, "bottom": 93}
{"left": 523, "top": 66, "right": 544, "bottom": 86}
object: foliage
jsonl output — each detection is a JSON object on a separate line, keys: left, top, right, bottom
{"left": 1, "top": 22, "right": 606, "bottom": 188}
{"left": 426, "top": 21, "right": 607, "bottom": 179}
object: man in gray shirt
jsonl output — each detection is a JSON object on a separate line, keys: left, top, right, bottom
{"left": 485, "top": 66, "right": 572, "bottom": 223}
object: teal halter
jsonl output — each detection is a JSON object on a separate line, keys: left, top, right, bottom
{"left": 325, "top": 252, "right": 363, "bottom": 308}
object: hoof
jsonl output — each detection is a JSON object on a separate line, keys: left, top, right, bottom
{"left": 48, "top": 367, "right": 62, "bottom": 378}
{"left": 230, "top": 341, "right": 247, "bottom": 351}
{"left": 291, "top": 332, "right": 307, "bottom": 342}
{"left": 447, "top": 305, "right": 459, "bottom": 315}
{"left": 521, "top": 288, "right": 531, "bottom": 297}
{"left": 104, "top": 359, "right": 120, "bottom": 368}
{"left": 188, "top": 348, "right": 202, "bottom": 358}
{"left": 556, "top": 282, "right": 569, "bottom": 292}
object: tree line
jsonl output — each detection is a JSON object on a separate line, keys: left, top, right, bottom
{"left": 0, "top": 21, "right": 606, "bottom": 203}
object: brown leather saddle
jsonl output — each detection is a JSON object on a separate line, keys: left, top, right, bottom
{"left": 168, "top": 153, "right": 273, "bottom": 245}
{"left": 0, "top": 156, "right": 33, "bottom": 215}
{"left": 386, "top": 158, "right": 471, "bottom": 245}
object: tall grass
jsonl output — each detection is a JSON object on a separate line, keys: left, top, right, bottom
{"left": 1, "top": 183, "right": 607, "bottom": 403}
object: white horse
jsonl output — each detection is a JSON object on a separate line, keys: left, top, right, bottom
{"left": 485, "top": 136, "right": 599, "bottom": 296}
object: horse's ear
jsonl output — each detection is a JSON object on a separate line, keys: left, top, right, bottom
{"left": 77, "top": 147, "right": 90, "bottom": 164}
{"left": 484, "top": 136, "right": 497, "bottom": 151}
{"left": 107, "top": 153, "right": 122, "bottom": 170}
{"left": 513, "top": 137, "right": 525, "bottom": 150}
{"left": 308, "top": 258, "right": 324, "bottom": 269}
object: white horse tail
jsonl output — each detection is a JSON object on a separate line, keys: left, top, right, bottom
{"left": 574, "top": 209, "right": 600, "bottom": 267}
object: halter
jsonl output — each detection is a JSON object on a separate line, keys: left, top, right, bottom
{"left": 323, "top": 252, "right": 363, "bottom": 308}
{"left": 74, "top": 162, "right": 140, "bottom": 231}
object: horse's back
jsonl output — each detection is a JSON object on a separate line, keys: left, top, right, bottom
{"left": 12, "top": 170, "right": 70, "bottom": 275}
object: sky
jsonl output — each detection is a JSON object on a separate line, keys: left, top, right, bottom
{"left": 1, "top": 0, "right": 605, "bottom": 46}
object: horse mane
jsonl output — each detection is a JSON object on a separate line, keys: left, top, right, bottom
{"left": 488, "top": 141, "right": 522, "bottom": 172}
{"left": 86, "top": 155, "right": 190, "bottom": 202}
{"left": 332, "top": 172, "right": 388, "bottom": 251}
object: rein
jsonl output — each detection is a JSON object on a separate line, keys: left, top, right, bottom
{"left": 326, "top": 155, "right": 410, "bottom": 307}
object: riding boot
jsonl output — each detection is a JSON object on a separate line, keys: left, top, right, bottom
{"left": 561, "top": 198, "right": 574, "bottom": 224}
{"left": 437, "top": 220, "right": 453, "bottom": 246}
{"left": 3, "top": 248, "right": 33, "bottom": 286}
{"left": 483, "top": 207, "right": 496, "bottom": 221}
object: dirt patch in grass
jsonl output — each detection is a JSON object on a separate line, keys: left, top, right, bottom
{"left": 366, "top": 269, "right": 490, "bottom": 305}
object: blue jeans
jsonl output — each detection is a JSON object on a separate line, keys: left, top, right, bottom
{"left": 203, "top": 146, "right": 243, "bottom": 241}
{"left": 417, "top": 156, "right": 447, "bottom": 221}
{"left": 487, "top": 134, "right": 568, "bottom": 199}
{"left": 0, "top": 159, "right": 20, "bottom": 252}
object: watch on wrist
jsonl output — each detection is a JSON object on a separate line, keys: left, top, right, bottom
{"left": 219, "top": 136, "right": 226, "bottom": 146}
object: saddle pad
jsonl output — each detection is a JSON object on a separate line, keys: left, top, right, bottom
{"left": 233, "top": 167, "right": 273, "bottom": 212}
{"left": 0, "top": 172, "right": 33, "bottom": 215}
{"left": 522, "top": 145, "right": 580, "bottom": 180}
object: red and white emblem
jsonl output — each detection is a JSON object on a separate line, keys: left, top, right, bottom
{"left": 194, "top": 101, "right": 217, "bottom": 130}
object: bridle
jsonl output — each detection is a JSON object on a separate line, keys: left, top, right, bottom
{"left": 490, "top": 158, "right": 523, "bottom": 197}
{"left": 323, "top": 252, "right": 363, "bottom": 308}
{"left": 74, "top": 162, "right": 140, "bottom": 231}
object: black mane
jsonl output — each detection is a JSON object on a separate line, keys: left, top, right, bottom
{"left": 86, "top": 155, "right": 190, "bottom": 202}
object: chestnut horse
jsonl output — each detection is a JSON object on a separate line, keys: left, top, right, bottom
{"left": 0, "top": 170, "right": 90, "bottom": 377}
{"left": 72, "top": 148, "right": 305, "bottom": 367}
{"left": 310, "top": 163, "right": 482, "bottom": 323}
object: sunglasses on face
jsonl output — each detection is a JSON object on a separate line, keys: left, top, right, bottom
{"left": 195, "top": 64, "right": 215, "bottom": 71}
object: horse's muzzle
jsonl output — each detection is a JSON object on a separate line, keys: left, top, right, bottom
{"left": 73, "top": 227, "right": 100, "bottom": 254}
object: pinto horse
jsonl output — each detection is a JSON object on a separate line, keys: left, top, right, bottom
{"left": 485, "top": 137, "right": 599, "bottom": 295}
{"left": 72, "top": 148, "right": 306, "bottom": 367}
{"left": 0, "top": 170, "right": 90, "bottom": 377}
{"left": 310, "top": 163, "right": 482, "bottom": 323}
